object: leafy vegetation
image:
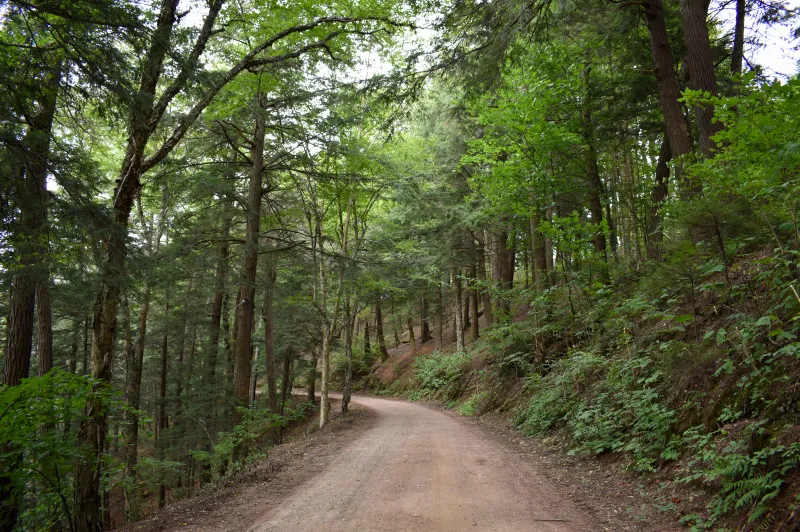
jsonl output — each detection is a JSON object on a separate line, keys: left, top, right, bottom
{"left": 2, "top": 0, "right": 799, "bottom": 529}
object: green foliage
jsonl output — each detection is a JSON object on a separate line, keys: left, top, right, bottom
{"left": 413, "top": 351, "right": 471, "bottom": 398}
{"left": 208, "top": 403, "right": 312, "bottom": 480}
{"left": 679, "top": 423, "right": 800, "bottom": 528}
{"left": 455, "top": 392, "right": 488, "bottom": 416}
{"left": 0, "top": 370, "right": 123, "bottom": 530}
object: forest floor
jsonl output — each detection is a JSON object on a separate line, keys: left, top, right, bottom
{"left": 128, "top": 393, "right": 683, "bottom": 532}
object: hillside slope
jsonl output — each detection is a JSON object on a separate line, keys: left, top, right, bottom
{"left": 361, "top": 247, "right": 800, "bottom": 531}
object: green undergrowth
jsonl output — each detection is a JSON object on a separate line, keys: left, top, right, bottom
{"left": 367, "top": 244, "right": 800, "bottom": 530}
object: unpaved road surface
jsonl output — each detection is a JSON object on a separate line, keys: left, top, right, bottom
{"left": 250, "top": 394, "right": 598, "bottom": 532}
{"left": 146, "top": 394, "right": 681, "bottom": 532}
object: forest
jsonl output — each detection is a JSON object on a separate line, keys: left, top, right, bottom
{"left": 1, "top": 0, "right": 799, "bottom": 530}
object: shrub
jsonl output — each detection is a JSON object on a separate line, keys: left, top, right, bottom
{"left": 413, "top": 351, "right": 471, "bottom": 396}
{"left": 0, "top": 370, "right": 124, "bottom": 530}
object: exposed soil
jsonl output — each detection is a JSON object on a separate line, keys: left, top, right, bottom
{"left": 122, "top": 399, "right": 376, "bottom": 531}
{"left": 475, "top": 413, "right": 694, "bottom": 531}
{"left": 131, "top": 393, "right": 684, "bottom": 531}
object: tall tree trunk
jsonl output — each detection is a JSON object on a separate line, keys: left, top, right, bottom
{"left": 454, "top": 268, "right": 465, "bottom": 352}
{"left": 531, "top": 214, "right": 548, "bottom": 291}
{"left": 477, "top": 239, "right": 492, "bottom": 326}
{"left": 374, "top": 300, "right": 389, "bottom": 359}
{"left": 469, "top": 262, "right": 479, "bottom": 342}
{"left": 280, "top": 351, "right": 293, "bottom": 411}
{"left": 462, "top": 287, "right": 471, "bottom": 329}
{"left": 122, "top": 281, "right": 150, "bottom": 515}
{"left": 30, "top": 63, "right": 61, "bottom": 381}
{"left": 279, "top": 349, "right": 293, "bottom": 442}
{"left": 581, "top": 80, "right": 608, "bottom": 262}
{"left": 74, "top": 3, "right": 180, "bottom": 526}
{"left": 158, "top": 290, "right": 169, "bottom": 509}
{"left": 176, "top": 301, "right": 196, "bottom": 415}
{"left": 250, "top": 354, "right": 258, "bottom": 407}
{"left": 4, "top": 275, "right": 34, "bottom": 387}
{"left": 221, "top": 288, "right": 233, "bottom": 391}
{"left": 641, "top": 0, "right": 693, "bottom": 160}
{"left": 261, "top": 250, "right": 278, "bottom": 412}
{"left": 680, "top": 0, "right": 724, "bottom": 156}
{"left": 466, "top": 237, "right": 479, "bottom": 340}
{"left": 647, "top": 132, "right": 672, "bottom": 260}
{"left": 82, "top": 316, "right": 89, "bottom": 375}
{"left": 363, "top": 316, "right": 371, "bottom": 355}
{"left": 587, "top": 144, "right": 607, "bottom": 258}
{"left": 69, "top": 319, "right": 81, "bottom": 373}
{"left": 494, "top": 227, "right": 516, "bottom": 317}
{"left": 3, "top": 63, "right": 61, "bottom": 388}
{"left": 435, "top": 282, "right": 444, "bottom": 349}
{"left": 545, "top": 205, "right": 555, "bottom": 283}
{"left": 205, "top": 206, "right": 231, "bottom": 393}
{"left": 36, "top": 283, "right": 53, "bottom": 376}
{"left": 731, "top": 0, "right": 745, "bottom": 81}
{"left": 318, "top": 198, "right": 351, "bottom": 428}
{"left": 232, "top": 100, "right": 267, "bottom": 427}
{"left": 307, "top": 350, "right": 318, "bottom": 405}
{"left": 421, "top": 297, "right": 431, "bottom": 343}
{"left": 342, "top": 298, "right": 354, "bottom": 413}
{"left": 407, "top": 317, "right": 417, "bottom": 356}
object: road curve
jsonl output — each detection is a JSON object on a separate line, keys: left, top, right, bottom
{"left": 249, "top": 394, "right": 599, "bottom": 532}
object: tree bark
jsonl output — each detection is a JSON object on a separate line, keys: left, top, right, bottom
{"left": 374, "top": 300, "right": 389, "bottom": 359}
{"left": 232, "top": 100, "right": 267, "bottom": 427}
{"left": 4, "top": 274, "right": 34, "bottom": 387}
{"left": 280, "top": 350, "right": 293, "bottom": 422}
{"left": 69, "top": 319, "right": 80, "bottom": 373}
{"left": 4, "top": 64, "right": 61, "bottom": 387}
{"left": 36, "top": 282, "right": 53, "bottom": 376}
{"left": 421, "top": 297, "right": 432, "bottom": 343}
{"left": 205, "top": 205, "right": 231, "bottom": 392}
{"left": 641, "top": 0, "right": 693, "bottom": 160}
{"left": 122, "top": 281, "right": 150, "bottom": 513}
{"left": 477, "top": 239, "right": 492, "bottom": 326}
{"left": 494, "top": 227, "right": 516, "bottom": 317}
{"left": 680, "top": 0, "right": 724, "bottom": 156}
{"left": 363, "top": 316, "right": 371, "bottom": 355}
{"left": 731, "top": 0, "right": 745, "bottom": 79}
{"left": 73, "top": 2, "right": 181, "bottom": 526}
{"left": 531, "top": 214, "right": 548, "bottom": 291}
{"left": 454, "top": 267, "right": 465, "bottom": 352}
{"left": 469, "top": 260, "right": 479, "bottom": 342}
{"left": 462, "top": 286, "right": 471, "bottom": 329}
{"left": 318, "top": 197, "right": 351, "bottom": 428}
{"left": 647, "top": 132, "right": 672, "bottom": 261}
{"left": 581, "top": 78, "right": 608, "bottom": 262}
{"left": 467, "top": 236, "right": 480, "bottom": 343}
{"left": 158, "top": 290, "right": 169, "bottom": 509}
{"left": 407, "top": 317, "right": 417, "bottom": 356}
{"left": 342, "top": 298, "right": 354, "bottom": 413}
{"left": 307, "top": 350, "right": 318, "bottom": 405}
{"left": 261, "top": 250, "right": 278, "bottom": 412}
{"left": 82, "top": 316, "right": 89, "bottom": 375}
{"left": 435, "top": 282, "right": 444, "bottom": 349}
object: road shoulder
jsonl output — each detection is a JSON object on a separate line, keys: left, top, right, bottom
{"left": 124, "top": 403, "right": 376, "bottom": 532}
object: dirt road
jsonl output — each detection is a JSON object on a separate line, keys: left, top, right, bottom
{"left": 248, "top": 394, "right": 599, "bottom": 532}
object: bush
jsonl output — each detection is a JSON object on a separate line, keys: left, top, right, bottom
{"left": 208, "top": 402, "right": 311, "bottom": 479}
{"left": 0, "top": 370, "right": 124, "bottom": 531}
{"left": 516, "top": 351, "right": 676, "bottom": 472}
{"left": 413, "top": 351, "right": 471, "bottom": 397}
{"left": 456, "top": 392, "right": 488, "bottom": 416}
